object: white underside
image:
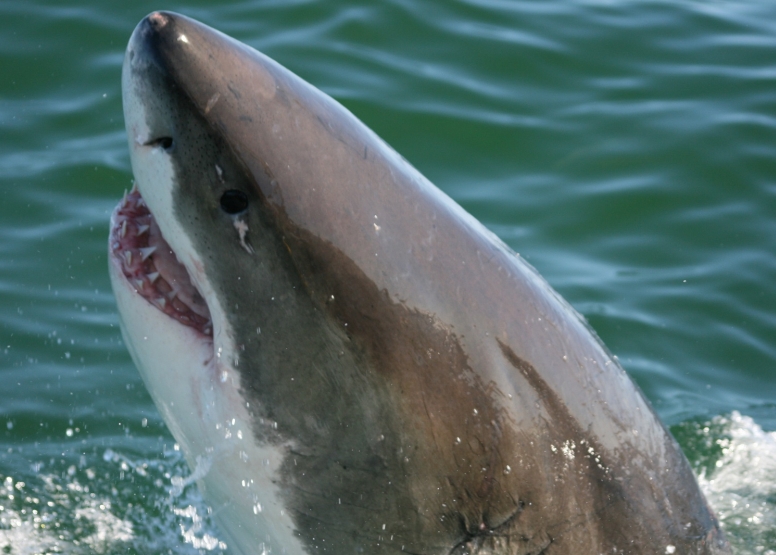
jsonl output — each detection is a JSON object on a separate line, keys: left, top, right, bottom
{"left": 110, "top": 256, "right": 298, "bottom": 554}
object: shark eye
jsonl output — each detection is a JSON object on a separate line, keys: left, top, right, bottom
{"left": 220, "top": 190, "right": 248, "bottom": 214}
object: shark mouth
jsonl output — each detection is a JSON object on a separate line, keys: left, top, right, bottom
{"left": 110, "top": 187, "right": 213, "bottom": 336}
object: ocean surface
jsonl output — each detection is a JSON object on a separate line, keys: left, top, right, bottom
{"left": 0, "top": 0, "right": 774, "bottom": 553}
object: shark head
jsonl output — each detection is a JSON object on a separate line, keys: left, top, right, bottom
{"left": 110, "top": 11, "right": 729, "bottom": 555}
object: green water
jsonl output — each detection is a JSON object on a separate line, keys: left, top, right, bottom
{"left": 1, "top": 0, "right": 774, "bottom": 552}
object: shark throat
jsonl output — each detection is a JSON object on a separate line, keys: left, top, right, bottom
{"left": 110, "top": 188, "right": 213, "bottom": 337}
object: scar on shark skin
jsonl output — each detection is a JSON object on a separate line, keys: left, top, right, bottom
{"left": 233, "top": 218, "right": 254, "bottom": 254}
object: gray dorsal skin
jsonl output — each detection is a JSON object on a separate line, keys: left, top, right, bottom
{"left": 119, "top": 12, "right": 729, "bottom": 555}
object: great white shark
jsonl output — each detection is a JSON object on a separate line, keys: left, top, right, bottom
{"left": 109, "top": 11, "right": 729, "bottom": 555}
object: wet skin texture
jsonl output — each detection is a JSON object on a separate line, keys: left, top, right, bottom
{"left": 121, "top": 12, "right": 729, "bottom": 555}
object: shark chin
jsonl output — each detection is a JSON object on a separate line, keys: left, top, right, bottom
{"left": 110, "top": 10, "right": 730, "bottom": 555}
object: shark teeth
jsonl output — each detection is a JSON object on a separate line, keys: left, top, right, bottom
{"left": 139, "top": 246, "right": 157, "bottom": 261}
{"left": 111, "top": 188, "right": 213, "bottom": 337}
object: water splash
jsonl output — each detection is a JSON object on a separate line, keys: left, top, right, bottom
{"left": 2, "top": 412, "right": 772, "bottom": 553}
{"left": 0, "top": 445, "right": 225, "bottom": 554}
{"left": 676, "top": 411, "right": 776, "bottom": 555}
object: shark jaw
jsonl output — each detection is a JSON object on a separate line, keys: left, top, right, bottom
{"left": 110, "top": 186, "right": 213, "bottom": 336}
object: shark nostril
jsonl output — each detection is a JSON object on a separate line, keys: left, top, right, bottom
{"left": 144, "top": 137, "right": 174, "bottom": 150}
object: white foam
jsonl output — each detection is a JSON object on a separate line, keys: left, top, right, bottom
{"left": 0, "top": 447, "right": 225, "bottom": 554}
{"left": 74, "top": 498, "right": 134, "bottom": 550}
{"left": 696, "top": 411, "right": 776, "bottom": 555}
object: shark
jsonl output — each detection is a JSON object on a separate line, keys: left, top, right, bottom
{"left": 109, "top": 11, "right": 729, "bottom": 555}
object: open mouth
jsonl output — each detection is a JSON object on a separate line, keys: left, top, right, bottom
{"left": 110, "top": 187, "right": 213, "bottom": 337}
